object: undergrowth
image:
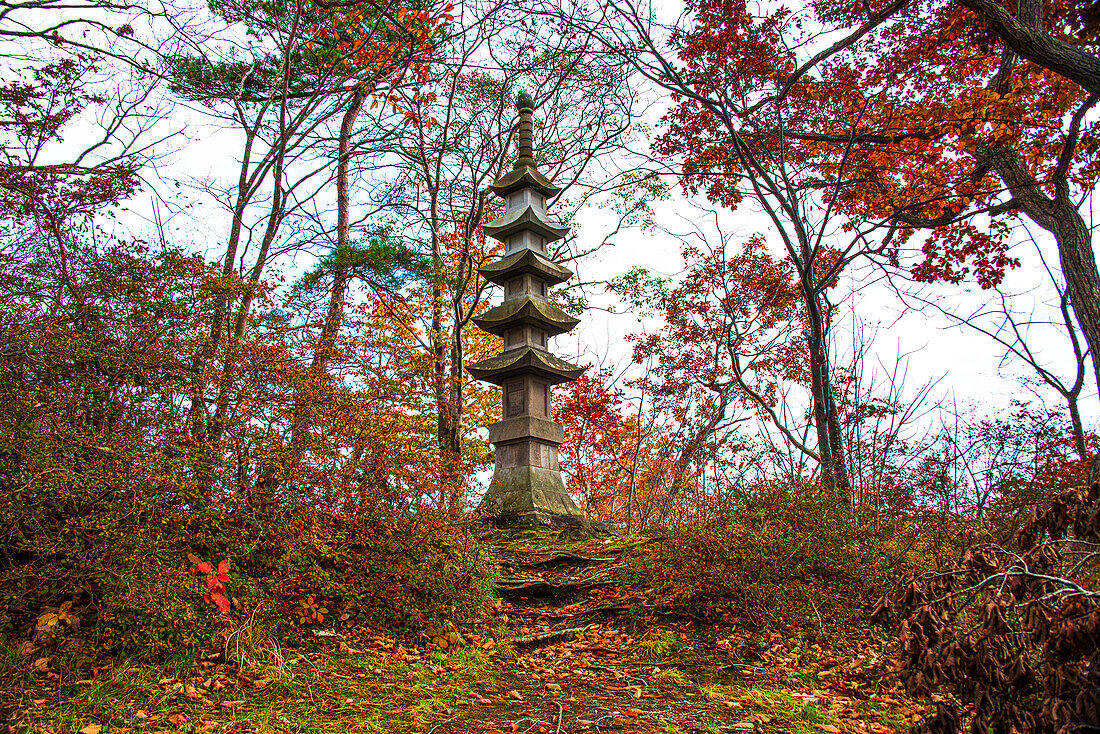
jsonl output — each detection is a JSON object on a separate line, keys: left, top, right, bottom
{"left": 621, "top": 482, "right": 963, "bottom": 629}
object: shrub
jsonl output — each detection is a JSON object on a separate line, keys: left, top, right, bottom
{"left": 1, "top": 476, "right": 495, "bottom": 661}
{"left": 621, "top": 481, "right": 951, "bottom": 629}
{"left": 879, "top": 483, "right": 1100, "bottom": 733}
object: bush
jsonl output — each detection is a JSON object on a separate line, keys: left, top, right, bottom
{"left": 1, "top": 473, "right": 495, "bottom": 661}
{"left": 255, "top": 508, "right": 496, "bottom": 632}
{"left": 621, "top": 481, "right": 954, "bottom": 629}
{"left": 880, "top": 483, "right": 1100, "bottom": 733}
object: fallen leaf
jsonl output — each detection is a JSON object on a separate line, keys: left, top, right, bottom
{"left": 506, "top": 689, "right": 523, "bottom": 701}
{"left": 622, "top": 708, "right": 643, "bottom": 717}
{"left": 79, "top": 725, "right": 102, "bottom": 734}
{"left": 252, "top": 677, "right": 273, "bottom": 689}
{"left": 220, "top": 700, "right": 246, "bottom": 708}
{"left": 816, "top": 726, "right": 841, "bottom": 733}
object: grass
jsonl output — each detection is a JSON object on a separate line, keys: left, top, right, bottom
{"left": 653, "top": 668, "right": 687, "bottom": 688}
{"left": 3, "top": 636, "right": 501, "bottom": 733}
{"left": 633, "top": 629, "right": 679, "bottom": 662}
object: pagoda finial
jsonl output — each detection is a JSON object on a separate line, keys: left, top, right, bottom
{"left": 515, "top": 90, "right": 535, "bottom": 168}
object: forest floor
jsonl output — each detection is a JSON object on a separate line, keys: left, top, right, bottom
{"left": 4, "top": 528, "right": 926, "bottom": 733}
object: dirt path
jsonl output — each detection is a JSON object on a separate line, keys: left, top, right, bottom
{"left": 423, "top": 530, "right": 914, "bottom": 734}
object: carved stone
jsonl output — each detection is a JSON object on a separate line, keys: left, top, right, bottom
{"left": 467, "top": 92, "right": 587, "bottom": 526}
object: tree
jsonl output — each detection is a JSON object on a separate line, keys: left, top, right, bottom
{"left": 0, "top": 56, "right": 148, "bottom": 250}
{"left": 166, "top": 0, "right": 446, "bottom": 497}
{"left": 614, "top": 0, "right": 1100, "bottom": 415}
{"left": 628, "top": 227, "right": 839, "bottom": 498}
{"left": 581, "top": 0, "right": 925, "bottom": 495}
{"left": 554, "top": 369, "right": 636, "bottom": 521}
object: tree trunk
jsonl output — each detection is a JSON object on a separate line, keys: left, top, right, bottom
{"left": 278, "top": 91, "right": 366, "bottom": 491}
{"left": 1069, "top": 398, "right": 1087, "bottom": 460}
{"left": 1052, "top": 204, "right": 1100, "bottom": 405}
{"left": 799, "top": 256, "right": 850, "bottom": 497}
{"left": 440, "top": 331, "right": 464, "bottom": 510}
{"left": 429, "top": 203, "right": 450, "bottom": 507}
{"left": 311, "top": 91, "right": 365, "bottom": 378}
{"left": 983, "top": 145, "right": 1100, "bottom": 411}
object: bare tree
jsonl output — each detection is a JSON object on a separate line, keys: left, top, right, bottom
{"left": 893, "top": 231, "right": 1092, "bottom": 459}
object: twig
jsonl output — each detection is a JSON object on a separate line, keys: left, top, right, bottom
{"left": 427, "top": 716, "right": 457, "bottom": 734}
{"left": 810, "top": 599, "right": 825, "bottom": 637}
{"left": 513, "top": 623, "right": 599, "bottom": 648}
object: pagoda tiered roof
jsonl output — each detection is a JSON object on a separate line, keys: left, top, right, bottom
{"left": 481, "top": 204, "right": 569, "bottom": 243}
{"left": 473, "top": 295, "right": 580, "bottom": 337}
{"left": 478, "top": 248, "right": 572, "bottom": 286}
{"left": 466, "top": 347, "right": 585, "bottom": 386}
{"left": 488, "top": 165, "right": 561, "bottom": 198}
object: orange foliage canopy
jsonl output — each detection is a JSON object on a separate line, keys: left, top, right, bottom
{"left": 630, "top": 236, "right": 808, "bottom": 415}
{"left": 554, "top": 369, "right": 683, "bottom": 528}
{"left": 308, "top": 0, "right": 454, "bottom": 123}
{"left": 659, "top": 0, "right": 1099, "bottom": 289}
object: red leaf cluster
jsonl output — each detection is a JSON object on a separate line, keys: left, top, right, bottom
{"left": 188, "top": 554, "right": 231, "bottom": 615}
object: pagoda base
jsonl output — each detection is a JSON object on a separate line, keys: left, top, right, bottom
{"left": 477, "top": 465, "right": 586, "bottom": 526}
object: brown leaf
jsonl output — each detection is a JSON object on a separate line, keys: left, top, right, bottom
{"left": 78, "top": 726, "right": 102, "bottom": 734}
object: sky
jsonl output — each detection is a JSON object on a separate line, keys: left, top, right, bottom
{"left": 19, "top": 0, "right": 1096, "bottom": 461}
{"left": 562, "top": 186, "right": 1098, "bottom": 432}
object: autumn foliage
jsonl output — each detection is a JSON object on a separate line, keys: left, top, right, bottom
{"left": 661, "top": 0, "right": 1097, "bottom": 290}
{"left": 881, "top": 483, "right": 1100, "bottom": 733}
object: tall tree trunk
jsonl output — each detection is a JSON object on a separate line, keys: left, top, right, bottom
{"left": 287, "top": 92, "right": 364, "bottom": 455}
{"left": 441, "top": 332, "right": 464, "bottom": 510}
{"left": 276, "top": 91, "right": 366, "bottom": 494}
{"left": 311, "top": 91, "right": 366, "bottom": 378}
{"left": 980, "top": 0, "right": 1100, "bottom": 419}
{"left": 983, "top": 145, "right": 1100, "bottom": 410}
{"left": 429, "top": 193, "right": 451, "bottom": 507}
{"left": 799, "top": 255, "right": 850, "bottom": 497}
{"left": 1052, "top": 203, "right": 1100, "bottom": 405}
{"left": 189, "top": 129, "right": 259, "bottom": 443}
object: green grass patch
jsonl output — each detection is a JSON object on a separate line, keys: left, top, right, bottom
{"left": 633, "top": 628, "right": 679, "bottom": 661}
{"left": 3, "top": 639, "right": 499, "bottom": 733}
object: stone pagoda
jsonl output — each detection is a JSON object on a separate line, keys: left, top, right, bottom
{"left": 467, "top": 91, "right": 587, "bottom": 526}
